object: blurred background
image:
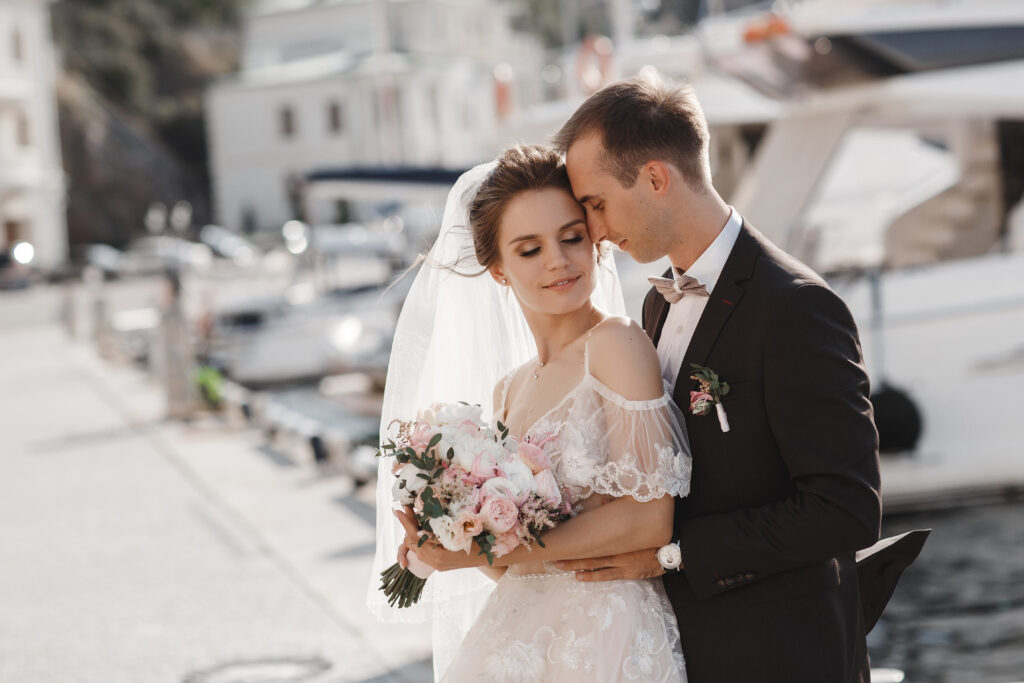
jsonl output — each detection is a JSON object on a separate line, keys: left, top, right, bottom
{"left": 1, "top": 0, "right": 1022, "bottom": 681}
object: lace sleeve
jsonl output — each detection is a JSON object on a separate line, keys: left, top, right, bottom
{"left": 562, "top": 378, "right": 692, "bottom": 502}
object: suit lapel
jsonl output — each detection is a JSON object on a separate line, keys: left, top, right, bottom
{"left": 646, "top": 267, "right": 672, "bottom": 345}
{"left": 673, "top": 223, "right": 762, "bottom": 408}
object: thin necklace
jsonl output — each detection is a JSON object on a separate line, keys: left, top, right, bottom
{"left": 531, "top": 359, "right": 545, "bottom": 380}
{"left": 530, "top": 311, "right": 601, "bottom": 380}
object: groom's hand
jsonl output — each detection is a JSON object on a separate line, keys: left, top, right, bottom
{"left": 556, "top": 548, "right": 667, "bottom": 582}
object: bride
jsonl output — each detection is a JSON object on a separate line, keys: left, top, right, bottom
{"left": 370, "top": 145, "right": 692, "bottom": 682}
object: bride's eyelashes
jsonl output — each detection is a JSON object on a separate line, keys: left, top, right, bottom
{"left": 517, "top": 234, "right": 586, "bottom": 258}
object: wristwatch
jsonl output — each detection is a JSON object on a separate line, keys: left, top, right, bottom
{"left": 656, "top": 541, "right": 683, "bottom": 571}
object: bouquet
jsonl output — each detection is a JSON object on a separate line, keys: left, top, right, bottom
{"left": 378, "top": 402, "right": 575, "bottom": 608}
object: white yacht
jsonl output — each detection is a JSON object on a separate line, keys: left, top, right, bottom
{"left": 715, "top": 0, "right": 1024, "bottom": 511}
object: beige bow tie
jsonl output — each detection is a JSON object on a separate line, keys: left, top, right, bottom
{"left": 648, "top": 273, "right": 709, "bottom": 303}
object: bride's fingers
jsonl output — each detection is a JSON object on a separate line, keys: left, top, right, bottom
{"left": 555, "top": 557, "right": 612, "bottom": 571}
{"left": 403, "top": 530, "right": 437, "bottom": 550}
{"left": 393, "top": 508, "right": 419, "bottom": 536}
{"left": 397, "top": 544, "right": 409, "bottom": 568}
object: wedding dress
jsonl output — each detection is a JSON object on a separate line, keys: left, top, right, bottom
{"left": 368, "top": 161, "right": 687, "bottom": 680}
{"left": 441, "top": 338, "right": 692, "bottom": 683}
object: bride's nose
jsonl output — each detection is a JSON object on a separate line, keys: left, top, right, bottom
{"left": 546, "top": 242, "right": 572, "bottom": 270}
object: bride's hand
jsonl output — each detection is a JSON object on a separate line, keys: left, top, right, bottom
{"left": 408, "top": 536, "right": 482, "bottom": 571}
{"left": 394, "top": 507, "right": 483, "bottom": 571}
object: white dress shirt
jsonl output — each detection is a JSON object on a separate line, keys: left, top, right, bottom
{"left": 656, "top": 207, "right": 743, "bottom": 390}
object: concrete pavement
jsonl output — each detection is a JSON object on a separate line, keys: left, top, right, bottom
{"left": 0, "top": 288, "right": 431, "bottom": 683}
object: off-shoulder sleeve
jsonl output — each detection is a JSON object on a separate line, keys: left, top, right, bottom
{"left": 560, "top": 378, "right": 692, "bottom": 502}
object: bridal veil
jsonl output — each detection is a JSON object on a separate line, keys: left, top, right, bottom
{"left": 368, "top": 160, "right": 626, "bottom": 678}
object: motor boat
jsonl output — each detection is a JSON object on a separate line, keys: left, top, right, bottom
{"left": 714, "top": 0, "right": 1024, "bottom": 511}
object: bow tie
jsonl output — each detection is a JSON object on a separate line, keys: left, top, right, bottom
{"left": 648, "top": 273, "right": 709, "bottom": 304}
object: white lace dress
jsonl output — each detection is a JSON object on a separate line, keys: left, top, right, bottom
{"left": 441, "top": 351, "right": 692, "bottom": 683}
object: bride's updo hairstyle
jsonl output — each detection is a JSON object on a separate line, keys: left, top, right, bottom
{"left": 467, "top": 145, "right": 574, "bottom": 268}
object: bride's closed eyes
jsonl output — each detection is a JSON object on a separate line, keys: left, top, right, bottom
{"left": 518, "top": 233, "right": 586, "bottom": 258}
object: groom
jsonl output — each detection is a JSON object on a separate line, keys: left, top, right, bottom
{"left": 553, "top": 74, "right": 882, "bottom": 682}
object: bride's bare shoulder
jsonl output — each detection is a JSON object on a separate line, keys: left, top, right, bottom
{"left": 587, "top": 316, "right": 663, "bottom": 401}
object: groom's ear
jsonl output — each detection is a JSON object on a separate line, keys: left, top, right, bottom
{"left": 644, "top": 161, "right": 671, "bottom": 195}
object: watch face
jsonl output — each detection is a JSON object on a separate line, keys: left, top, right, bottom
{"left": 658, "top": 544, "right": 681, "bottom": 569}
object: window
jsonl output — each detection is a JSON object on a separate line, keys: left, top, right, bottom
{"left": 328, "top": 101, "right": 343, "bottom": 134}
{"left": 280, "top": 106, "right": 295, "bottom": 138}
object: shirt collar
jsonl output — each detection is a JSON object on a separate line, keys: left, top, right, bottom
{"left": 674, "top": 207, "right": 742, "bottom": 295}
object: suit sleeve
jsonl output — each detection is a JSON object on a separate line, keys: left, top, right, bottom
{"left": 677, "top": 282, "right": 882, "bottom": 600}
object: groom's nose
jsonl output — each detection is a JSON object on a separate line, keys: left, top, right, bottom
{"left": 587, "top": 215, "right": 609, "bottom": 244}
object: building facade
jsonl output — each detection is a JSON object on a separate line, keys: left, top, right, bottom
{"left": 0, "top": 0, "right": 66, "bottom": 269}
{"left": 206, "top": 0, "right": 543, "bottom": 233}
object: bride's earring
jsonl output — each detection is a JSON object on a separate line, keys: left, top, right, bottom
{"left": 501, "top": 278, "right": 508, "bottom": 285}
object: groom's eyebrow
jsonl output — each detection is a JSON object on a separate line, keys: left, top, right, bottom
{"left": 507, "top": 219, "right": 585, "bottom": 245}
{"left": 577, "top": 194, "right": 596, "bottom": 205}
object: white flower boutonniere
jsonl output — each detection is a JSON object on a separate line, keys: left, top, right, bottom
{"left": 689, "top": 364, "right": 731, "bottom": 433}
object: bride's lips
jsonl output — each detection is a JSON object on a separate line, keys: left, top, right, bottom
{"left": 542, "top": 274, "right": 582, "bottom": 291}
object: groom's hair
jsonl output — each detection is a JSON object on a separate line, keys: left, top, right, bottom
{"left": 553, "top": 71, "right": 711, "bottom": 192}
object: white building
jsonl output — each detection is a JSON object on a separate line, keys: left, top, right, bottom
{"left": 205, "top": 0, "right": 544, "bottom": 233}
{"left": 0, "top": 0, "right": 66, "bottom": 269}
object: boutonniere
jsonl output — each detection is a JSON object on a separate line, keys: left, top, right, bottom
{"left": 689, "top": 364, "right": 731, "bottom": 433}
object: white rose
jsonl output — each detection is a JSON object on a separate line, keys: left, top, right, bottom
{"left": 452, "top": 442, "right": 500, "bottom": 475}
{"left": 392, "top": 463, "right": 428, "bottom": 505}
{"left": 534, "top": 468, "right": 562, "bottom": 506}
{"left": 436, "top": 403, "right": 483, "bottom": 428}
{"left": 430, "top": 515, "right": 468, "bottom": 552}
{"left": 481, "top": 476, "right": 520, "bottom": 499}
{"left": 502, "top": 457, "right": 537, "bottom": 495}
{"left": 418, "top": 402, "right": 443, "bottom": 424}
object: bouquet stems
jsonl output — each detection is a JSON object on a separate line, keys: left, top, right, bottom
{"left": 379, "top": 563, "right": 428, "bottom": 608}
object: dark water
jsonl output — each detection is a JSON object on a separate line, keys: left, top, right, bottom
{"left": 868, "top": 501, "right": 1024, "bottom": 682}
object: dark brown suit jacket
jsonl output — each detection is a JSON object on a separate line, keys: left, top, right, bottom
{"left": 644, "top": 223, "right": 882, "bottom": 683}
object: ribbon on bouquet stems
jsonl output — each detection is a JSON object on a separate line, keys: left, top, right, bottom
{"left": 406, "top": 549, "right": 436, "bottom": 580}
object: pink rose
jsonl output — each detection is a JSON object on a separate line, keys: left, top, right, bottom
{"left": 517, "top": 441, "right": 552, "bottom": 474}
{"left": 480, "top": 495, "right": 519, "bottom": 534}
{"left": 491, "top": 529, "right": 520, "bottom": 557}
{"left": 533, "top": 468, "right": 561, "bottom": 507}
{"left": 689, "top": 391, "right": 713, "bottom": 415}
{"left": 458, "top": 418, "right": 481, "bottom": 434}
{"left": 469, "top": 453, "right": 500, "bottom": 482}
{"left": 410, "top": 423, "right": 435, "bottom": 452}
